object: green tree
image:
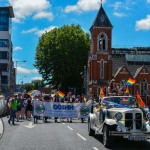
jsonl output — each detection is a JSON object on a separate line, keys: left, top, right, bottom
{"left": 34, "top": 24, "right": 90, "bottom": 93}
{"left": 31, "top": 80, "right": 45, "bottom": 90}
{"left": 23, "top": 83, "right": 33, "bottom": 93}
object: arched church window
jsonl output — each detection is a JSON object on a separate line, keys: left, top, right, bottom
{"left": 98, "top": 33, "right": 107, "bottom": 51}
{"left": 140, "top": 79, "right": 148, "bottom": 96}
{"left": 100, "top": 59, "right": 104, "bottom": 79}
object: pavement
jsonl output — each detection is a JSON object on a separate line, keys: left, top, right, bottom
{"left": 0, "top": 117, "right": 150, "bottom": 150}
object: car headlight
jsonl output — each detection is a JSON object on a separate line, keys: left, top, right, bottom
{"left": 116, "top": 126, "right": 122, "bottom": 132}
{"left": 114, "top": 112, "right": 122, "bottom": 121}
{"left": 146, "top": 112, "right": 150, "bottom": 120}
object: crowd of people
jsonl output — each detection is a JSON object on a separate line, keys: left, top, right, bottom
{"left": 7, "top": 92, "right": 88, "bottom": 125}
{"left": 6, "top": 79, "right": 127, "bottom": 125}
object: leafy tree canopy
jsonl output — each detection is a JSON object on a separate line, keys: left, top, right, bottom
{"left": 34, "top": 24, "right": 90, "bottom": 93}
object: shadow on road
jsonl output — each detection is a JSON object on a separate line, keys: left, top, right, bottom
{"left": 93, "top": 134, "right": 150, "bottom": 150}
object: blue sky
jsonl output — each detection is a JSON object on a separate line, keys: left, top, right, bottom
{"left": 0, "top": 0, "right": 150, "bottom": 84}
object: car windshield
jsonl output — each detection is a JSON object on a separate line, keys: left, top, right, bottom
{"left": 102, "top": 96, "right": 137, "bottom": 108}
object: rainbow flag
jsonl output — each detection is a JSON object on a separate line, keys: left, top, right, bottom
{"left": 126, "top": 78, "right": 136, "bottom": 86}
{"left": 57, "top": 91, "right": 65, "bottom": 100}
{"left": 99, "top": 87, "right": 104, "bottom": 103}
{"left": 136, "top": 91, "right": 145, "bottom": 108}
{"left": 125, "top": 86, "right": 129, "bottom": 96}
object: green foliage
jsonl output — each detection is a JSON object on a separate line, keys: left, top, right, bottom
{"left": 31, "top": 80, "right": 45, "bottom": 90}
{"left": 34, "top": 24, "right": 90, "bottom": 93}
{"left": 23, "top": 80, "right": 45, "bottom": 92}
{"left": 23, "top": 83, "right": 34, "bottom": 92}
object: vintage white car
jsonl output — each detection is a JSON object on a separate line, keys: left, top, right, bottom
{"left": 88, "top": 96, "right": 150, "bottom": 148}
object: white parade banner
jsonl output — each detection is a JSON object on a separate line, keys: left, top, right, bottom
{"left": 33, "top": 101, "right": 91, "bottom": 118}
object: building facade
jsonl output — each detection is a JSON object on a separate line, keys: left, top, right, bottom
{"left": 0, "top": 6, "right": 15, "bottom": 97}
{"left": 88, "top": 4, "right": 150, "bottom": 107}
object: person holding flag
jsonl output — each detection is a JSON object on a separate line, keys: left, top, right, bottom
{"left": 108, "top": 79, "right": 120, "bottom": 96}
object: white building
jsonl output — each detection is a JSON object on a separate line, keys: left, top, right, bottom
{"left": 0, "top": 6, "right": 15, "bottom": 97}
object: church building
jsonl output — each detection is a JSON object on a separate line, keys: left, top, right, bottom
{"left": 87, "top": 3, "right": 150, "bottom": 107}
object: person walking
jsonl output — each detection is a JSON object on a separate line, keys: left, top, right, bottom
{"left": 43, "top": 95, "right": 50, "bottom": 123}
{"left": 16, "top": 94, "right": 22, "bottom": 122}
{"left": 8, "top": 96, "right": 17, "bottom": 125}
{"left": 26, "top": 95, "right": 33, "bottom": 121}
{"left": 53, "top": 95, "right": 59, "bottom": 123}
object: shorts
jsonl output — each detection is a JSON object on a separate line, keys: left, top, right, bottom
{"left": 21, "top": 107, "right": 25, "bottom": 113}
{"left": 17, "top": 106, "right": 21, "bottom": 111}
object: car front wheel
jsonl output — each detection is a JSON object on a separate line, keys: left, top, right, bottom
{"left": 88, "top": 118, "right": 95, "bottom": 136}
{"left": 103, "top": 125, "right": 113, "bottom": 148}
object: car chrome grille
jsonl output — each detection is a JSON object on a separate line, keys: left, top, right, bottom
{"left": 125, "top": 113, "right": 133, "bottom": 129}
{"left": 135, "top": 113, "right": 142, "bottom": 129}
{"left": 125, "top": 113, "right": 142, "bottom": 130}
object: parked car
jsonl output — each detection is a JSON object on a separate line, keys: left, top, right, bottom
{"left": 88, "top": 96, "right": 150, "bottom": 148}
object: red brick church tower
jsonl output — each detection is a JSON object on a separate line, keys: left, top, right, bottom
{"left": 88, "top": 3, "right": 113, "bottom": 97}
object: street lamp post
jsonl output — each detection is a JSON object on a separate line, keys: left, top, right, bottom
{"left": 15, "top": 60, "right": 26, "bottom": 91}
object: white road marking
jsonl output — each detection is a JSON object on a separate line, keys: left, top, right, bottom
{"left": 93, "top": 147, "right": 99, "bottom": 150}
{"left": 67, "top": 126, "right": 73, "bottom": 130}
{"left": 25, "top": 122, "right": 36, "bottom": 129}
{"left": 62, "top": 123, "right": 65, "bottom": 125}
{"left": 77, "top": 133, "right": 87, "bottom": 141}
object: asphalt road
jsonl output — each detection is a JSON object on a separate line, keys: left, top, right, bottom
{"left": 0, "top": 117, "right": 150, "bottom": 150}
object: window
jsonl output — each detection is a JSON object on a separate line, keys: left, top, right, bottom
{"left": 1, "top": 75, "right": 8, "bottom": 84}
{"left": 0, "top": 51, "right": 8, "bottom": 59}
{"left": 0, "top": 9, "right": 9, "bottom": 31}
{"left": 98, "top": 33, "right": 107, "bottom": 51}
{"left": 0, "top": 39, "right": 9, "bottom": 47}
{"left": 140, "top": 79, "right": 148, "bottom": 96}
{"left": 0, "top": 63, "right": 8, "bottom": 71}
{"left": 100, "top": 59, "right": 104, "bottom": 79}
{"left": 0, "top": 24, "right": 9, "bottom": 31}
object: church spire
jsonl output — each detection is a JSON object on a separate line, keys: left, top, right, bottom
{"left": 90, "top": 1, "right": 112, "bottom": 30}
{"left": 101, "top": 0, "right": 103, "bottom": 7}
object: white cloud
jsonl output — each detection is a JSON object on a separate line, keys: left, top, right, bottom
{"left": 110, "top": 1, "right": 136, "bottom": 11}
{"left": 31, "top": 76, "right": 43, "bottom": 81}
{"left": 14, "top": 46, "right": 23, "bottom": 51}
{"left": 135, "top": 15, "right": 150, "bottom": 31}
{"left": 64, "top": 0, "right": 106, "bottom": 13}
{"left": 111, "top": 2, "right": 122, "bottom": 10}
{"left": 35, "top": 26, "right": 57, "bottom": 36}
{"left": 33, "top": 11, "right": 54, "bottom": 21}
{"left": 17, "top": 67, "right": 38, "bottom": 74}
{"left": 9, "top": 0, "right": 53, "bottom": 22}
{"left": 21, "top": 28, "right": 38, "bottom": 34}
{"left": 21, "top": 26, "right": 57, "bottom": 36}
{"left": 113, "top": 12, "right": 126, "bottom": 17}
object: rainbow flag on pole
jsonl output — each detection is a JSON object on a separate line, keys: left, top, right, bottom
{"left": 99, "top": 87, "right": 104, "bottom": 104}
{"left": 126, "top": 78, "right": 136, "bottom": 86}
{"left": 57, "top": 91, "right": 65, "bottom": 100}
{"left": 136, "top": 91, "right": 145, "bottom": 108}
{"left": 125, "top": 86, "right": 130, "bottom": 96}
